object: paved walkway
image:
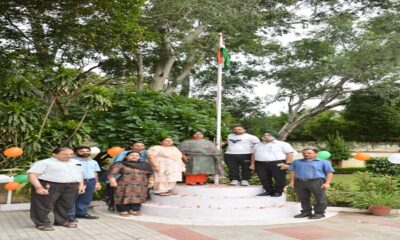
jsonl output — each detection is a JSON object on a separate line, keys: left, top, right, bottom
{"left": 1, "top": 206, "right": 400, "bottom": 240}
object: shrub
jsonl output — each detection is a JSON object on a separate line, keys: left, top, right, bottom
{"left": 89, "top": 90, "right": 233, "bottom": 148}
{"left": 326, "top": 182, "right": 354, "bottom": 207}
{"left": 325, "top": 132, "right": 352, "bottom": 162}
{"left": 351, "top": 191, "right": 400, "bottom": 209}
{"left": 366, "top": 157, "right": 400, "bottom": 176}
{"left": 350, "top": 172, "right": 400, "bottom": 209}
{"left": 334, "top": 167, "right": 367, "bottom": 174}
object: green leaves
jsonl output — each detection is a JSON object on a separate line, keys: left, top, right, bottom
{"left": 88, "top": 89, "right": 230, "bottom": 148}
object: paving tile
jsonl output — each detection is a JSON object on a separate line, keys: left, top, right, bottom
{"left": 141, "top": 222, "right": 217, "bottom": 240}
{"left": 265, "top": 225, "right": 353, "bottom": 240}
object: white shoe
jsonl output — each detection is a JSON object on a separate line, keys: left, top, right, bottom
{"left": 240, "top": 180, "right": 250, "bottom": 186}
{"left": 230, "top": 180, "right": 239, "bottom": 186}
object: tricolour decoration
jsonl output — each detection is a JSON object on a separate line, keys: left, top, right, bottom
{"left": 14, "top": 174, "right": 29, "bottom": 183}
{"left": 107, "top": 146, "right": 124, "bottom": 157}
{"left": 388, "top": 153, "right": 400, "bottom": 164}
{"left": 3, "top": 147, "right": 23, "bottom": 158}
{"left": 90, "top": 146, "right": 101, "bottom": 155}
{"left": 0, "top": 174, "right": 13, "bottom": 183}
{"left": 354, "top": 152, "right": 371, "bottom": 161}
{"left": 4, "top": 182, "right": 21, "bottom": 191}
{"left": 317, "top": 151, "right": 331, "bottom": 160}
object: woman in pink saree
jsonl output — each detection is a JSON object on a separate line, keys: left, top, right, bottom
{"left": 147, "top": 137, "right": 186, "bottom": 196}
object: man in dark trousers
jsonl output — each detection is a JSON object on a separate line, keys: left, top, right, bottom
{"left": 289, "top": 148, "right": 334, "bottom": 219}
{"left": 68, "top": 146, "right": 102, "bottom": 221}
{"left": 225, "top": 125, "right": 260, "bottom": 186}
{"left": 28, "top": 147, "right": 85, "bottom": 231}
{"left": 250, "top": 130, "right": 295, "bottom": 197}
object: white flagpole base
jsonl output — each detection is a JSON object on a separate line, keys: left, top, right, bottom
{"left": 6, "top": 190, "right": 12, "bottom": 205}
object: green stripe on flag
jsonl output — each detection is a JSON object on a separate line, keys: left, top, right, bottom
{"left": 220, "top": 47, "right": 231, "bottom": 69}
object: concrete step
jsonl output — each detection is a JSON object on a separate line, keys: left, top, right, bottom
{"left": 141, "top": 202, "right": 299, "bottom": 221}
{"left": 149, "top": 193, "right": 286, "bottom": 208}
{"left": 170, "top": 184, "right": 264, "bottom": 197}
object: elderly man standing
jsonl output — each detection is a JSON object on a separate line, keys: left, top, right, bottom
{"left": 289, "top": 148, "right": 334, "bottom": 219}
{"left": 225, "top": 125, "right": 260, "bottom": 186}
{"left": 250, "top": 130, "right": 295, "bottom": 197}
{"left": 28, "top": 147, "right": 85, "bottom": 231}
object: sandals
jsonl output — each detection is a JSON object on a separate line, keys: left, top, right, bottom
{"left": 55, "top": 222, "right": 77, "bottom": 228}
{"left": 119, "top": 211, "right": 130, "bottom": 217}
{"left": 36, "top": 225, "right": 55, "bottom": 231}
{"left": 155, "top": 192, "right": 171, "bottom": 196}
{"left": 128, "top": 210, "right": 141, "bottom": 216}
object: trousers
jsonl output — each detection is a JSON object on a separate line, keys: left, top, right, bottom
{"left": 294, "top": 178, "right": 327, "bottom": 214}
{"left": 255, "top": 160, "right": 287, "bottom": 194}
{"left": 30, "top": 180, "right": 78, "bottom": 227}
{"left": 224, "top": 154, "right": 252, "bottom": 181}
{"left": 69, "top": 178, "right": 96, "bottom": 217}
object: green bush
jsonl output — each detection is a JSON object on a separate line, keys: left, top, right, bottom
{"left": 334, "top": 167, "right": 367, "bottom": 174}
{"left": 353, "top": 172, "right": 400, "bottom": 193}
{"left": 351, "top": 191, "right": 400, "bottom": 209}
{"left": 349, "top": 172, "right": 400, "bottom": 209}
{"left": 89, "top": 90, "right": 233, "bottom": 148}
{"left": 326, "top": 182, "right": 354, "bottom": 207}
{"left": 366, "top": 157, "right": 400, "bottom": 176}
{"left": 324, "top": 132, "right": 352, "bottom": 162}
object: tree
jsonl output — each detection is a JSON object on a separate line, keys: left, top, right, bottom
{"left": 342, "top": 89, "right": 400, "bottom": 142}
{"left": 265, "top": 1, "right": 400, "bottom": 139}
{"left": 100, "top": 0, "right": 297, "bottom": 92}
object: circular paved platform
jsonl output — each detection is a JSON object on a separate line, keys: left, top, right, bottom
{"left": 94, "top": 184, "right": 338, "bottom": 226}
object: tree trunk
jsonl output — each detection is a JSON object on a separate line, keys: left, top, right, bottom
{"left": 150, "top": 57, "right": 176, "bottom": 91}
{"left": 279, "top": 99, "right": 347, "bottom": 140}
{"left": 179, "top": 75, "right": 191, "bottom": 97}
{"left": 37, "top": 96, "right": 57, "bottom": 139}
{"left": 135, "top": 51, "right": 144, "bottom": 90}
{"left": 165, "top": 55, "right": 197, "bottom": 94}
{"left": 62, "top": 110, "right": 88, "bottom": 146}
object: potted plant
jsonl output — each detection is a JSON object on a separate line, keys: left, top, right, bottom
{"left": 351, "top": 191, "right": 400, "bottom": 216}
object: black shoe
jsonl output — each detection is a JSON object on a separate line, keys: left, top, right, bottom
{"left": 76, "top": 214, "right": 99, "bottom": 219}
{"left": 108, "top": 205, "right": 115, "bottom": 212}
{"left": 271, "top": 192, "right": 282, "bottom": 197}
{"left": 257, "top": 192, "right": 272, "bottom": 196}
{"left": 68, "top": 217, "right": 79, "bottom": 223}
{"left": 294, "top": 212, "right": 312, "bottom": 218}
{"left": 309, "top": 213, "right": 325, "bottom": 219}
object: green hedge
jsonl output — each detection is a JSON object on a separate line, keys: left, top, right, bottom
{"left": 334, "top": 167, "right": 367, "bottom": 174}
{"left": 366, "top": 157, "right": 400, "bottom": 176}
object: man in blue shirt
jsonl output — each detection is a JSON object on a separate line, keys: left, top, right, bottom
{"left": 68, "top": 146, "right": 101, "bottom": 221}
{"left": 289, "top": 147, "right": 334, "bottom": 219}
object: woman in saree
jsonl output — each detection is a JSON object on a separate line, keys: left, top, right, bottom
{"left": 108, "top": 151, "right": 153, "bottom": 216}
{"left": 178, "top": 131, "right": 225, "bottom": 185}
{"left": 147, "top": 137, "right": 186, "bottom": 196}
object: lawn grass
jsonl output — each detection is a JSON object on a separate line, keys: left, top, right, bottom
{"left": 332, "top": 174, "right": 359, "bottom": 190}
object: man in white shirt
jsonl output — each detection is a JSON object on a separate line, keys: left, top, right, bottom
{"left": 225, "top": 125, "right": 260, "bottom": 186}
{"left": 250, "top": 130, "right": 295, "bottom": 197}
{"left": 28, "top": 147, "right": 85, "bottom": 231}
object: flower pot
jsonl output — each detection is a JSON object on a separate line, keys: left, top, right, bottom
{"left": 368, "top": 205, "right": 391, "bottom": 216}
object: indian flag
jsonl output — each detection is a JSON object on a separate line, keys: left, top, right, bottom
{"left": 217, "top": 34, "right": 231, "bottom": 69}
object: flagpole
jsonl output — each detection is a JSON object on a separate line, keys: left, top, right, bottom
{"left": 216, "top": 62, "right": 223, "bottom": 151}
{"left": 215, "top": 33, "right": 223, "bottom": 184}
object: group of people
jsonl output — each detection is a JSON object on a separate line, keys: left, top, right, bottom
{"left": 225, "top": 125, "right": 334, "bottom": 219}
{"left": 27, "top": 126, "right": 334, "bottom": 231}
